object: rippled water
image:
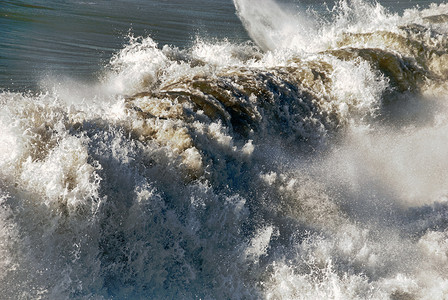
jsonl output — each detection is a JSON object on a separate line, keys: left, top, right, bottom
{"left": 0, "top": 0, "right": 249, "bottom": 90}
{"left": 0, "top": 0, "right": 440, "bottom": 90}
{"left": 1, "top": 0, "right": 448, "bottom": 299}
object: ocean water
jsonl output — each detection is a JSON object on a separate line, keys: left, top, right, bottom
{"left": 1, "top": 0, "right": 448, "bottom": 299}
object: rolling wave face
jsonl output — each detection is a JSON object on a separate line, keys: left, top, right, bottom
{"left": 1, "top": 1, "right": 448, "bottom": 299}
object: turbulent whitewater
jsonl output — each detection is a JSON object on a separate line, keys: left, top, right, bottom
{"left": 2, "top": 0, "right": 448, "bottom": 298}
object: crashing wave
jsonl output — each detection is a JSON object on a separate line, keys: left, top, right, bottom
{"left": 1, "top": 0, "right": 448, "bottom": 299}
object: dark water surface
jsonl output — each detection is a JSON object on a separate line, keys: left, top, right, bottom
{"left": 0, "top": 0, "right": 248, "bottom": 90}
{"left": 0, "top": 0, "right": 441, "bottom": 91}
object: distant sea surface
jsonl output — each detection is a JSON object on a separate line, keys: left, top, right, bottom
{"left": 0, "top": 0, "right": 442, "bottom": 90}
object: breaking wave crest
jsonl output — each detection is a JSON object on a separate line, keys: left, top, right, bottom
{"left": 2, "top": 0, "right": 448, "bottom": 298}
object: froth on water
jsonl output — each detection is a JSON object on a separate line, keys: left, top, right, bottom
{"left": 1, "top": 0, "right": 448, "bottom": 299}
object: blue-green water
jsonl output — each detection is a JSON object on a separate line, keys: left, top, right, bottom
{"left": 0, "top": 0, "right": 442, "bottom": 90}
{"left": 0, "top": 0, "right": 249, "bottom": 90}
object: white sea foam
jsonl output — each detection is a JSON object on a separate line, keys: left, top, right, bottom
{"left": 1, "top": 0, "right": 448, "bottom": 298}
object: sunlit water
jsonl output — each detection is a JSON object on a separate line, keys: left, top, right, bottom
{"left": 1, "top": 0, "right": 448, "bottom": 299}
